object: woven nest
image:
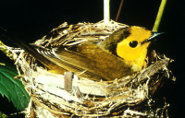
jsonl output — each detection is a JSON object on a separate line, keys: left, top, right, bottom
{"left": 9, "top": 20, "right": 174, "bottom": 117}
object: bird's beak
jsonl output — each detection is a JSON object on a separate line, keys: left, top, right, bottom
{"left": 148, "top": 32, "right": 164, "bottom": 41}
{"left": 141, "top": 32, "right": 164, "bottom": 44}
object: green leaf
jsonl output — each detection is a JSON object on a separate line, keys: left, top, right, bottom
{"left": 0, "top": 64, "right": 30, "bottom": 111}
{"left": 0, "top": 111, "right": 8, "bottom": 118}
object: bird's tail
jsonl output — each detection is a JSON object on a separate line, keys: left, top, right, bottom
{"left": 0, "top": 27, "right": 66, "bottom": 74}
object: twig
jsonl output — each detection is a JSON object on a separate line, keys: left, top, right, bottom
{"left": 115, "top": 0, "right": 124, "bottom": 21}
{"left": 104, "top": 0, "right": 110, "bottom": 24}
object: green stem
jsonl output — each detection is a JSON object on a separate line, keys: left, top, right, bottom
{"left": 152, "top": 0, "right": 167, "bottom": 32}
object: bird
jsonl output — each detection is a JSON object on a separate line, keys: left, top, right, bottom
{"left": 0, "top": 24, "right": 161, "bottom": 81}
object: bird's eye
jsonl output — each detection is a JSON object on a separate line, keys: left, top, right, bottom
{"left": 129, "top": 41, "right": 138, "bottom": 48}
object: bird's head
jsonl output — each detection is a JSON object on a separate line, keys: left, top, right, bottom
{"left": 116, "top": 26, "right": 160, "bottom": 71}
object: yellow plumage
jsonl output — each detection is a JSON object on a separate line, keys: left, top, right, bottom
{"left": 116, "top": 26, "right": 152, "bottom": 71}
{"left": 1, "top": 22, "right": 160, "bottom": 81}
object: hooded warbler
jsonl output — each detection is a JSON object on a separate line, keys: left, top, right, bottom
{"left": 0, "top": 24, "right": 160, "bottom": 81}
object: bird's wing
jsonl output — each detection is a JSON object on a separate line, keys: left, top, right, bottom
{"left": 34, "top": 46, "right": 105, "bottom": 81}
{"left": 0, "top": 27, "right": 133, "bottom": 81}
{"left": 36, "top": 42, "right": 134, "bottom": 81}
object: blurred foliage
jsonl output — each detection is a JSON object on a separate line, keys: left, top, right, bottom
{"left": 0, "top": 112, "right": 7, "bottom": 118}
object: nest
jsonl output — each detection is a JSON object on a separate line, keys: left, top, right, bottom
{"left": 9, "top": 20, "right": 174, "bottom": 117}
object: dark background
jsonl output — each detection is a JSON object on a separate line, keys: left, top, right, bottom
{"left": 0, "top": 0, "right": 184, "bottom": 117}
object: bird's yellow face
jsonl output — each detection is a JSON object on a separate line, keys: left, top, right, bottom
{"left": 116, "top": 26, "right": 152, "bottom": 71}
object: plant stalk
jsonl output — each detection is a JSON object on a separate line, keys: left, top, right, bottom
{"left": 152, "top": 0, "right": 167, "bottom": 32}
